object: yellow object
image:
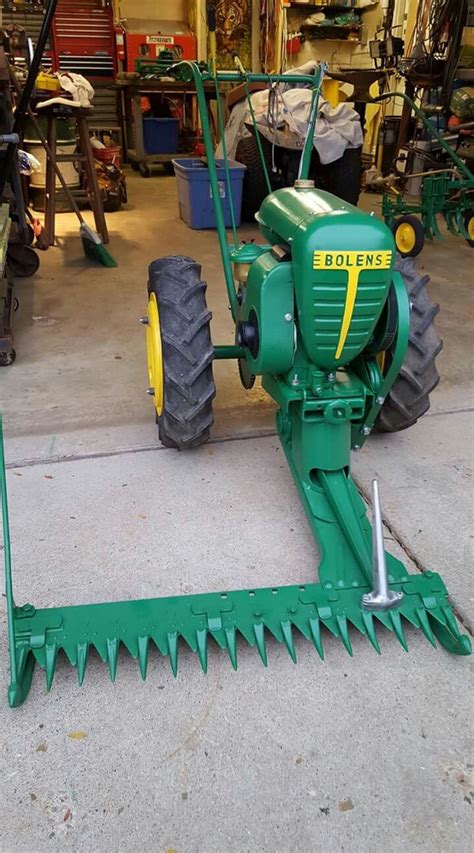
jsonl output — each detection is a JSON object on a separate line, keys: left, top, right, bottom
{"left": 322, "top": 79, "right": 340, "bottom": 108}
{"left": 313, "top": 250, "right": 392, "bottom": 359}
{"left": 35, "top": 71, "right": 61, "bottom": 93}
{"left": 395, "top": 222, "right": 416, "bottom": 254}
{"left": 146, "top": 293, "right": 164, "bottom": 416}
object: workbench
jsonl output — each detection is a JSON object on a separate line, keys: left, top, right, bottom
{"left": 116, "top": 79, "right": 228, "bottom": 177}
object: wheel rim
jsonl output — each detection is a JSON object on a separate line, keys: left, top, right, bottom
{"left": 146, "top": 293, "right": 164, "bottom": 416}
{"left": 395, "top": 222, "right": 416, "bottom": 254}
{"left": 467, "top": 216, "right": 474, "bottom": 242}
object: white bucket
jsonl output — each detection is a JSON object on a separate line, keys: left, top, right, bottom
{"left": 24, "top": 141, "right": 80, "bottom": 189}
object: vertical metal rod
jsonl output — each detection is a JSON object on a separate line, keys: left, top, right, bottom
{"left": 0, "top": 417, "right": 18, "bottom": 685}
{"left": 177, "top": 61, "right": 239, "bottom": 320}
{"left": 362, "top": 479, "right": 403, "bottom": 611}
{"left": 298, "top": 65, "right": 323, "bottom": 181}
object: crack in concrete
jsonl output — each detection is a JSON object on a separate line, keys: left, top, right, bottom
{"left": 354, "top": 475, "right": 474, "bottom": 638}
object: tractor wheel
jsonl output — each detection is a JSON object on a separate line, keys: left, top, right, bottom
{"left": 146, "top": 255, "right": 215, "bottom": 449}
{"left": 376, "top": 256, "right": 442, "bottom": 433}
{"left": 392, "top": 215, "right": 425, "bottom": 257}
{"left": 311, "top": 146, "right": 362, "bottom": 206}
{"left": 236, "top": 135, "right": 273, "bottom": 221}
{"left": 463, "top": 209, "right": 474, "bottom": 247}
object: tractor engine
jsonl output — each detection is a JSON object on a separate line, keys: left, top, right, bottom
{"left": 237, "top": 182, "right": 395, "bottom": 377}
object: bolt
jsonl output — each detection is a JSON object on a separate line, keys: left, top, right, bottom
{"left": 146, "top": 387, "right": 155, "bottom": 396}
{"left": 326, "top": 372, "right": 336, "bottom": 382}
{"left": 370, "top": 211, "right": 375, "bottom": 216}
{"left": 376, "top": 395, "right": 385, "bottom": 405}
{"left": 360, "top": 426, "right": 371, "bottom": 436}
{"left": 284, "top": 312, "right": 293, "bottom": 322}
{"left": 139, "top": 316, "right": 149, "bottom": 325}
{"left": 353, "top": 444, "right": 361, "bottom": 451}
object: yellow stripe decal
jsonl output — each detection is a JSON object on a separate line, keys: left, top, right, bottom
{"left": 313, "top": 250, "right": 392, "bottom": 360}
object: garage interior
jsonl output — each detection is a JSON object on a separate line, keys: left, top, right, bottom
{"left": 0, "top": 1, "right": 473, "bottom": 851}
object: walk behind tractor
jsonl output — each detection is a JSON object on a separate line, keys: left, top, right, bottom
{"left": 1, "top": 62, "right": 470, "bottom": 708}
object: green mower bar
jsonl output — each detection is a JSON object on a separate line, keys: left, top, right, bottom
{"left": 2, "top": 63, "right": 471, "bottom": 707}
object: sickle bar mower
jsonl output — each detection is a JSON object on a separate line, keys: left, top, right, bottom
{"left": 2, "top": 63, "right": 470, "bottom": 707}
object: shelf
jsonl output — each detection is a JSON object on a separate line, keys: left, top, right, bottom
{"left": 289, "top": 2, "right": 376, "bottom": 7}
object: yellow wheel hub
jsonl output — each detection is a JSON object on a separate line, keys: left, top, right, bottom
{"left": 146, "top": 293, "right": 164, "bottom": 416}
{"left": 395, "top": 222, "right": 416, "bottom": 254}
{"left": 467, "top": 216, "right": 474, "bottom": 242}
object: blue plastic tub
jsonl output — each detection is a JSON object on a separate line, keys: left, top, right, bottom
{"left": 143, "top": 118, "right": 179, "bottom": 154}
{"left": 172, "top": 158, "right": 246, "bottom": 229}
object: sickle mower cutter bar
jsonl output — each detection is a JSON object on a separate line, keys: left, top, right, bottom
{"left": 2, "top": 63, "right": 471, "bottom": 708}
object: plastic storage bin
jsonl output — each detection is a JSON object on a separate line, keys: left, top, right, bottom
{"left": 142, "top": 118, "right": 179, "bottom": 154}
{"left": 172, "top": 158, "right": 246, "bottom": 229}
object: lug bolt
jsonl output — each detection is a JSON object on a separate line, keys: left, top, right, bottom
{"left": 360, "top": 426, "right": 371, "bottom": 436}
{"left": 376, "top": 395, "right": 385, "bottom": 405}
{"left": 146, "top": 387, "right": 155, "bottom": 396}
{"left": 284, "top": 313, "right": 293, "bottom": 322}
{"left": 139, "top": 316, "right": 149, "bottom": 325}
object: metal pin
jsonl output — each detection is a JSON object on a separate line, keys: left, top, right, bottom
{"left": 362, "top": 479, "right": 403, "bottom": 611}
{"left": 139, "top": 316, "right": 149, "bottom": 325}
{"left": 146, "top": 387, "right": 155, "bottom": 396}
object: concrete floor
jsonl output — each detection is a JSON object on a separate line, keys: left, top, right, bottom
{"left": 0, "top": 172, "right": 473, "bottom": 852}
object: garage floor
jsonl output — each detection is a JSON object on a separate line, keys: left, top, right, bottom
{"left": 1, "top": 172, "right": 473, "bottom": 852}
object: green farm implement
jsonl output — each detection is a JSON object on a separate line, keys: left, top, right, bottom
{"left": 1, "top": 63, "right": 470, "bottom": 707}
{"left": 378, "top": 92, "right": 474, "bottom": 257}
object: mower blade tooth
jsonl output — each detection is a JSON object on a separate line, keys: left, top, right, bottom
{"left": 76, "top": 642, "right": 88, "bottom": 686}
{"left": 361, "top": 611, "right": 381, "bottom": 655}
{"left": 196, "top": 629, "right": 208, "bottom": 673}
{"left": 336, "top": 616, "right": 353, "bottom": 656}
{"left": 389, "top": 611, "right": 408, "bottom": 653}
{"left": 281, "top": 621, "right": 297, "bottom": 663}
{"left": 45, "top": 643, "right": 58, "bottom": 691}
{"left": 225, "top": 627, "right": 238, "bottom": 671}
{"left": 137, "top": 636, "right": 149, "bottom": 680}
{"left": 253, "top": 623, "right": 268, "bottom": 667}
{"left": 441, "top": 606, "right": 462, "bottom": 639}
{"left": 167, "top": 632, "right": 179, "bottom": 677}
{"left": 309, "top": 617, "right": 324, "bottom": 660}
{"left": 106, "top": 637, "right": 119, "bottom": 682}
{"left": 416, "top": 608, "right": 437, "bottom": 648}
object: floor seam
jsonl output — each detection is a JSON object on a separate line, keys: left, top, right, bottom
{"left": 4, "top": 429, "right": 277, "bottom": 469}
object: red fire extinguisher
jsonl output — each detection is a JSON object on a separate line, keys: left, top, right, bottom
{"left": 114, "top": 23, "right": 125, "bottom": 65}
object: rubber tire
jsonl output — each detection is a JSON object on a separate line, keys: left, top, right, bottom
{"left": 312, "top": 146, "right": 362, "bottom": 206}
{"left": 235, "top": 135, "right": 274, "bottom": 221}
{"left": 147, "top": 255, "right": 216, "bottom": 449}
{"left": 464, "top": 209, "right": 474, "bottom": 248}
{"left": 393, "top": 214, "right": 425, "bottom": 258}
{"left": 6, "top": 244, "right": 40, "bottom": 277}
{"left": 376, "top": 256, "right": 442, "bottom": 433}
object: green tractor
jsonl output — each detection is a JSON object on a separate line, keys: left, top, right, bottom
{"left": 2, "top": 63, "right": 469, "bottom": 708}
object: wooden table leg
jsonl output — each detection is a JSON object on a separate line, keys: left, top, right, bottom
{"left": 77, "top": 114, "right": 109, "bottom": 244}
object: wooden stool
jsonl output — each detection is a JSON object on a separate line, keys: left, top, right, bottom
{"left": 39, "top": 104, "right": 109, "bottom": 247}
